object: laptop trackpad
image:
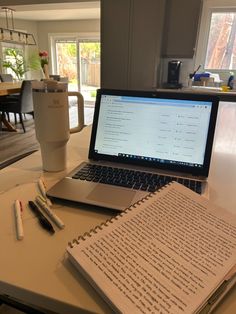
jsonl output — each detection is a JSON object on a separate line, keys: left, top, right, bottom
{"left": 87, "top": 185, "right": 135, "bottom": 207}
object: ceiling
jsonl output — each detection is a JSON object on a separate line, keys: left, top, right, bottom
{"left": 0, "top": 2, "right": 100, "bottom": 21}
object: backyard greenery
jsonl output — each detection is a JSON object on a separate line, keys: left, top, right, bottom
{"left": 1, "top": 48, "right": 41, "bottom": 80}
{"left": 56, "top": 42, "right": 100, "bottom": 84}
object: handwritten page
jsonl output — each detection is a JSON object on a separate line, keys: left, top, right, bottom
{"left": 67, "top": 182, "right": 236, "bottom": 314}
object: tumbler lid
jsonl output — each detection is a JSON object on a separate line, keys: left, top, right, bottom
{"left": 32, "top": 80, "right": 67, "bottom": 93}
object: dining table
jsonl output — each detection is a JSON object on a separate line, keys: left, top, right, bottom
{"left": 0, "top": 82, "right": 22, "bottom": 132}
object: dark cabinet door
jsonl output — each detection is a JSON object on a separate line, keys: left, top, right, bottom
{"left": 101, "top": 0, "right": 131, "bottom": 89}
{"left": 128, "top": 0, "right": 165, "bottom": 89}
{"left": 162, "top": 0, "right": 202, "bottom": 58}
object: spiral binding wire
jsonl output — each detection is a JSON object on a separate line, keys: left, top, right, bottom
{"left": 68, "top": 182, "right": 173, "bottom": 249}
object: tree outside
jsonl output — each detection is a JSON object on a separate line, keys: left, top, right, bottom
{"left": 205, "top": 13, "right": 236, "bottom": 70}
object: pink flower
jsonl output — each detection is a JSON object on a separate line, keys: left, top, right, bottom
{"left": 39, "top": 50, "right": 49, "bottom": 68}
{"left": 39, "top": 50, "right": 48, "bottom": 57}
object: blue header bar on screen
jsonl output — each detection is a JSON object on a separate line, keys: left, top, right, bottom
{"left": 113, "top": 96, "right": 212, "bottom": 108}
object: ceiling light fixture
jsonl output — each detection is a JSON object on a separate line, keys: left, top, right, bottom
{"left": 0, "top": 7, "right": 36, "bottom": 45}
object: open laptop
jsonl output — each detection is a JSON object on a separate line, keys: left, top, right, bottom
{"left": 47, "top": 89, "right": 219, "bottom": 211}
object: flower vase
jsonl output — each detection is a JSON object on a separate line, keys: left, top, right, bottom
{"left": 43, "top": 64, "right": 50, "bottom": 79}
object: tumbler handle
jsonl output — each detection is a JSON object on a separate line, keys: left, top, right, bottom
{"left": 68, "top": 91, "right": 85, "bottom": 134}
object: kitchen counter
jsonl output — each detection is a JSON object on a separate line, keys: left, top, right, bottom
{"left": 157, "top": 86, "right": 236, "bottom": 102}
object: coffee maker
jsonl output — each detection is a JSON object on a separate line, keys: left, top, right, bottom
{"left": 164, "top": 60, "right": 182, "bottom": 89}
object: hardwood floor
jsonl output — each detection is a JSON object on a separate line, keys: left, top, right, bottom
{"left": 0, "top": 115, "right": 39, "bottom": 165}
{"left": 0, "top": 106, "right": 94, "bottom": 166}
{"left": 0, "top": 304, "right": 25, "bottom": 314}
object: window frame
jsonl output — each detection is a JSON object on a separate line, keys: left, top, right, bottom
{"left": 195, "top": 0, "right": 236, "bottom": 77}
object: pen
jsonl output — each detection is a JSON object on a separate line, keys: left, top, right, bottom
{"left": 35, "top": 195, "right": 65, "bottom": 229}
{"left": 38, "top": 178, "right": 52, "bottom": 207}
{"left": 14, "top": 200, "right": 24, "bottom": 240}
{"left": 28, "top": 201, "right": 55, "bottom": 234}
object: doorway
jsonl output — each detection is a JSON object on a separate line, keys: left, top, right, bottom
{"left": 52, "top": 36, "right": 100, "bottom": 105}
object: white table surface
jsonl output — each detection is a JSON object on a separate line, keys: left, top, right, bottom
{"left": 0, "top": 101, "right": 236, "bottom": 313}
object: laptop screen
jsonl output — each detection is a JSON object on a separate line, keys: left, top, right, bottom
{"left": 89, "top": 89, "right": 219, "bottom": 177}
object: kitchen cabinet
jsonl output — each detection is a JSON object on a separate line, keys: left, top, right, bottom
{"left": 162, "top": 0, "right": 202, "bottom": 58}
{"left": 101, "top": 0, "right": 165, "bottom": 90}
{"left": 101, "top": 0, "right": 130, "bottom": 89}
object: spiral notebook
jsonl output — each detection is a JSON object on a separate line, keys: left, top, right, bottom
{"left": 67, "top": 182, "right": 236, "bottom": 314}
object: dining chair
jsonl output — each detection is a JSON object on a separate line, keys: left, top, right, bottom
{"left": 0, "top": 74, "right": 14, "bottom": 121}
{"left": 0, "top": 80, "right": 34, "bottom": 133}
{"left": 59, "top": 77, "right": 69, "bottom": 83}
{"left": 49, "top": 74, "right": 60, "bottom": 81}
{"left": 0, "top": 74, "right": 13, "bottom": 82}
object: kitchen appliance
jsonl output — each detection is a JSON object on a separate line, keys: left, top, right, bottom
{"left": 164, "top": 60, "right": 182, "bottom": 89}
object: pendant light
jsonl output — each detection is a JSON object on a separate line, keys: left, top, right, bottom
{"left": 0, "top": 7, "right": 36, "bottom": 45}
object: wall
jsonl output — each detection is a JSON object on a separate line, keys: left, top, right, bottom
{"left": 37, "top": 19, "right": 100, "bottom": 52}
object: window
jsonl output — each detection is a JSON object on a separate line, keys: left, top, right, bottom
{"left": 195, "top": 0, "right": 236, "bottom": 74}
{"left": 205, "top": 12, "right": 236, "bottom": 70}
{"left": 50, "top": 33, "right": 100, "bottom": 104}
{"left": 0, "top": 43, "right": 25, "bottom": 80}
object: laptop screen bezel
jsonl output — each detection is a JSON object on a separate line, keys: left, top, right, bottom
{"left": 88, "top": 89, "right": 219, "bottom": 177}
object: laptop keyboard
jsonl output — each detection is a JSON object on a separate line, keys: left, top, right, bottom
{"left": 72, "top": 163, "right": 202, "bottom": 194}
